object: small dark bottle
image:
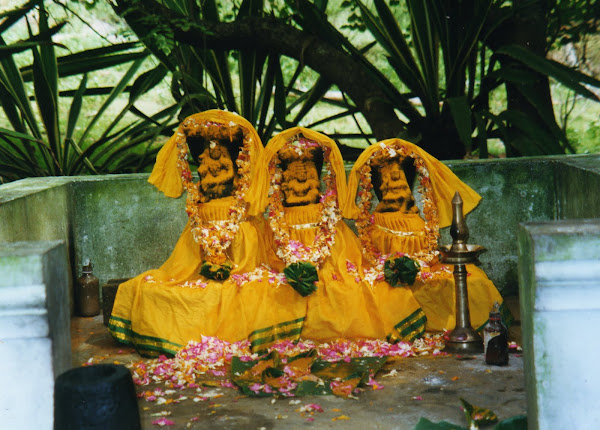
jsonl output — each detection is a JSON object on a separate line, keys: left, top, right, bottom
{"left": 77, "top": 261, "right": 100, "bottom": 317}
{"left": 483, "top": 302, "right": 509, "bottom": 366}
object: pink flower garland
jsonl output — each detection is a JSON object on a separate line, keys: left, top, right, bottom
{"left": 267, "top": 137, "right": 341, "bottom": 268}
{"left": 175, "top": 118, "right": 253, "bottom": 265}
{"left": 355, "top": 142, "right": 445, "bottom": 284}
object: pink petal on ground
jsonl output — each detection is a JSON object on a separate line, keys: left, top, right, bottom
{"left": 152, "top": 417, "right": 175, "bottom": 426}
{"left": 249, "top": 383, "right": 263, "bottom": 393}
{"left": 304, "top": 403, "right": 324, "bottom": 412}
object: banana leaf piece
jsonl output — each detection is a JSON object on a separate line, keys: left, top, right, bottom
{"left": 200, "top": 260, "right": 233, "bottom": 280}
{"left": 231, "top": 350, "right": 387, "bottom": 398}
{"left": 384, "top": 256, "right": 420, "bottom": 286}
{"left": 460, "top": 398, "right": 498, "bottom": 427}
{"left": 284, "top": 262, "right": 318, "bottom": 296}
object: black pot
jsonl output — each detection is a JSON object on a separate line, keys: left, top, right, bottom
{"left": 54, "top": 364, "right": 141, "bottom": 430}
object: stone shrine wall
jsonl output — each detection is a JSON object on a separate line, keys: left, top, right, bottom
{"left": 1, "top": 154, "right": 599, "bottom": 303}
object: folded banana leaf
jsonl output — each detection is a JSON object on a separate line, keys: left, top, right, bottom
{"left": 200, "top": 260, "right": 233, "bottom": 280}
{"left": 284, "top": 262, "right": 319, "bottom": 296}
{"left": 231, "top": 349, "right": 387, "bottom": 398}
{"left": 384, "top": 256, "right": 420, "bottom": 286}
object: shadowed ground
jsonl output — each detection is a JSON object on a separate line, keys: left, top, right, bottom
{"left": 71, "top": 298, "right": 524, "bottom": 430}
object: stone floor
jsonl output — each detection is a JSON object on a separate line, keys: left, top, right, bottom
{"left": 70, "top": 298, "right": 526, "bottom": 430}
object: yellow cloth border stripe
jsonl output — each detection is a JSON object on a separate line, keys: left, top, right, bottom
{"left": 249, "top": 317, "right": 305, "bottom": 338}
{"left": 248, "top": 317, "right": 305, "bottom": 353}
{"left": 135, "top": 343, "right": 179, "bottom": 358}
{"left": 250, "top": 323, "right": 303, "bottom": 348}
{"left": 108, "top": 316, "right": 182, "bottom": 357}
{"left": 251, "top": 327, "right": 303, "bottom": 355}
{"left": 108, "top": 316, "right": 182, "bottom": 347}
{"left": 387, "top": 309, "right": 427, "bottom": 343}
{"left": 400, "top": 315, "right": 427, "bottom": 341}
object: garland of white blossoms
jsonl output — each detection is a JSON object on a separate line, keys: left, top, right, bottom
{"left": 267, "top": 137, "right": 341, "bottom": 269}
{"left": 175, "top": 118, "right": 253, "bottom": 266}
{"left": 355, "top": 142, "right": 443, "bottom": 285}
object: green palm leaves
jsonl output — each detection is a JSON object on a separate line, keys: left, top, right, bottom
{"left": 355, "top": 0, "right": 600, "bottom": 157}
{"left": 0, "top": 1, "right": 177, "bottom": 182}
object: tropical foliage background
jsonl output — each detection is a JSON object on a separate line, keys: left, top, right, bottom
{"left": 1, "top": 0, "right": 599, "bottom": 183}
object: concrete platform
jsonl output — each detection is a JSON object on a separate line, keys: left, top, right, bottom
{"left": 70, "top": 298, "right": 525, "bottom": 430}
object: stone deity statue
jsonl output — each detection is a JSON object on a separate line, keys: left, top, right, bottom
{"left": 346, "top": 139, "right": 511, "bottom": 332}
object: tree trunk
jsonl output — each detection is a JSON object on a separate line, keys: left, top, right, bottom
{"left": 488, "top": 0, "right": 563, "bottom": 156}
{"left": 114, "top": 1, "right": 408, "bottom": 152}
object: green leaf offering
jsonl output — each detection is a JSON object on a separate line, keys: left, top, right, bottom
{"left": 284, "top": 262, "right": 318, "bottom": 297}
{"left": 384, "top": 256, "right": 420, "bottom": 287}
{"left": 460, "top": 398, "right": 498, "bottom": 428}
{"left": 200, "top": 260, "right": 233, "bottom": 281}
{"left": 231, "top": 349, "right": 387, "bottom": 398}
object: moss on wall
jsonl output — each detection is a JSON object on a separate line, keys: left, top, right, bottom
{"left": 555, "top": 159, "right": 600, "bottom": 219}
{"left": 0, "top": 179, "right": 71, "bottom": 243}
{"left": 446, "top": 158, "right": 558, "bottom": 296}
{"left": 69, "top": 175, "right": 187, "bottom": 286}
{"left": 0, "top": 180, "right": 74, "bottom": 312}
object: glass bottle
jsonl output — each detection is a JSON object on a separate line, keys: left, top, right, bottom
{"left": 77, "top": 261, "right": 100, "bottom": 317}
{"left": 483, "top": 302, "right": 509, "bottom": 365}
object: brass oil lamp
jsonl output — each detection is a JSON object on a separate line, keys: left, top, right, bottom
{"left": 438, "top": 192, "right": 485, "bottom": 354}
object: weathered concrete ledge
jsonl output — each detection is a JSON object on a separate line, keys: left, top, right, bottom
{"left": 518, "top": 219, "right": 600, "bottom": 430}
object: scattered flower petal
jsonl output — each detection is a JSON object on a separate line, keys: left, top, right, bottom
{"left": 152, "top": 417, "right": 175, "bottom": 426}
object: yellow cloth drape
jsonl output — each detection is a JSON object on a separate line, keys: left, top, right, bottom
{"left": 372, "top": 212, "right": 430, "bottom": 257}
{"left": 346, "top": 139, "right": 506, "bottom": 332}
{"left": 250, "top": 126, "right": 350, "bottom": 216}
{"left": 108, "top": 197, "right": 274, "bottom": 357}
{"left": 253, "top": 129, "right": 426, "bottom": 343}
{"left": 278, "top": 204, "right": 386, "bottom": 341}
{"left": 148, "top": 109, "right": 264, "bottom": 214}
{"left": 372, "top": 211, "right": 504, "bottom": 331}
{"left": 346, "top": 138, "right": 482, "bottom": 228}
{"left": 109, "top": 111, "right": 273, "bottom": 357}
{"left": 109, "top": 125, "right": 434, "bottom": 357}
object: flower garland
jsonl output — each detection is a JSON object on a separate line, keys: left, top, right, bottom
{"left": 175, "top": 118, "right": 253, "bottom": 268}
{"left": 230, "top": 265, "right": 287, "bottom": 289}
{"left": 267, "top": 137, "right": 341, "bottom": 269}
{"left": 355, "top": 142, "right": 442, "bottom": 284}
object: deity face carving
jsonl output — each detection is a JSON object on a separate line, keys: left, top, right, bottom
{"left": 372, "top": 156, "right": 419, "bottom": 214}
{"left": 279, "top": 145, "right": 322, "bottom": 207}
{"left": 196, "top": 141, "right": 238, "bottom": 201}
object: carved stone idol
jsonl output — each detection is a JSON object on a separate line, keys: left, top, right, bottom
{"left": 278, "top": 145, "right": 323, "bottom": 207}
{"left": 371, "top": 155, "right": 419, "bottom": 214}
{"left": 183, "top": 123, "right": 244, "bottom": 202}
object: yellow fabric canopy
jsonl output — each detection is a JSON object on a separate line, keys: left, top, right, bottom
{"left": 250, "top": 126, "right": 349, "bottom": 217}
{"left": 110, "top": 110, "right": 273, "bottom": 356}
{"left": 148, "top": 110, "right": 264, "bottom": 213}
{"left": 345, "top": 139, "right": 481, "bottom": 228}
{"left": 249, "top": 128, "right": 426, "bottom": 343}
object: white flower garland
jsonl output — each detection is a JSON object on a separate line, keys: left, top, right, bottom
{"left": 266, "top": 137, "right": 341, "bottom": 268}
{"left": 176, "top": 118, "right": 253, "bottom": 265}
{"left": 355, "top": 142, "right": 447, "bottom": 284}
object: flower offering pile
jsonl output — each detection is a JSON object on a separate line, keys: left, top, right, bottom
{"left": 231, "top": 349, "right": 386, "bottom": 398}
{"left": 128, "top": 334, "right": 446, "bottom": 401}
